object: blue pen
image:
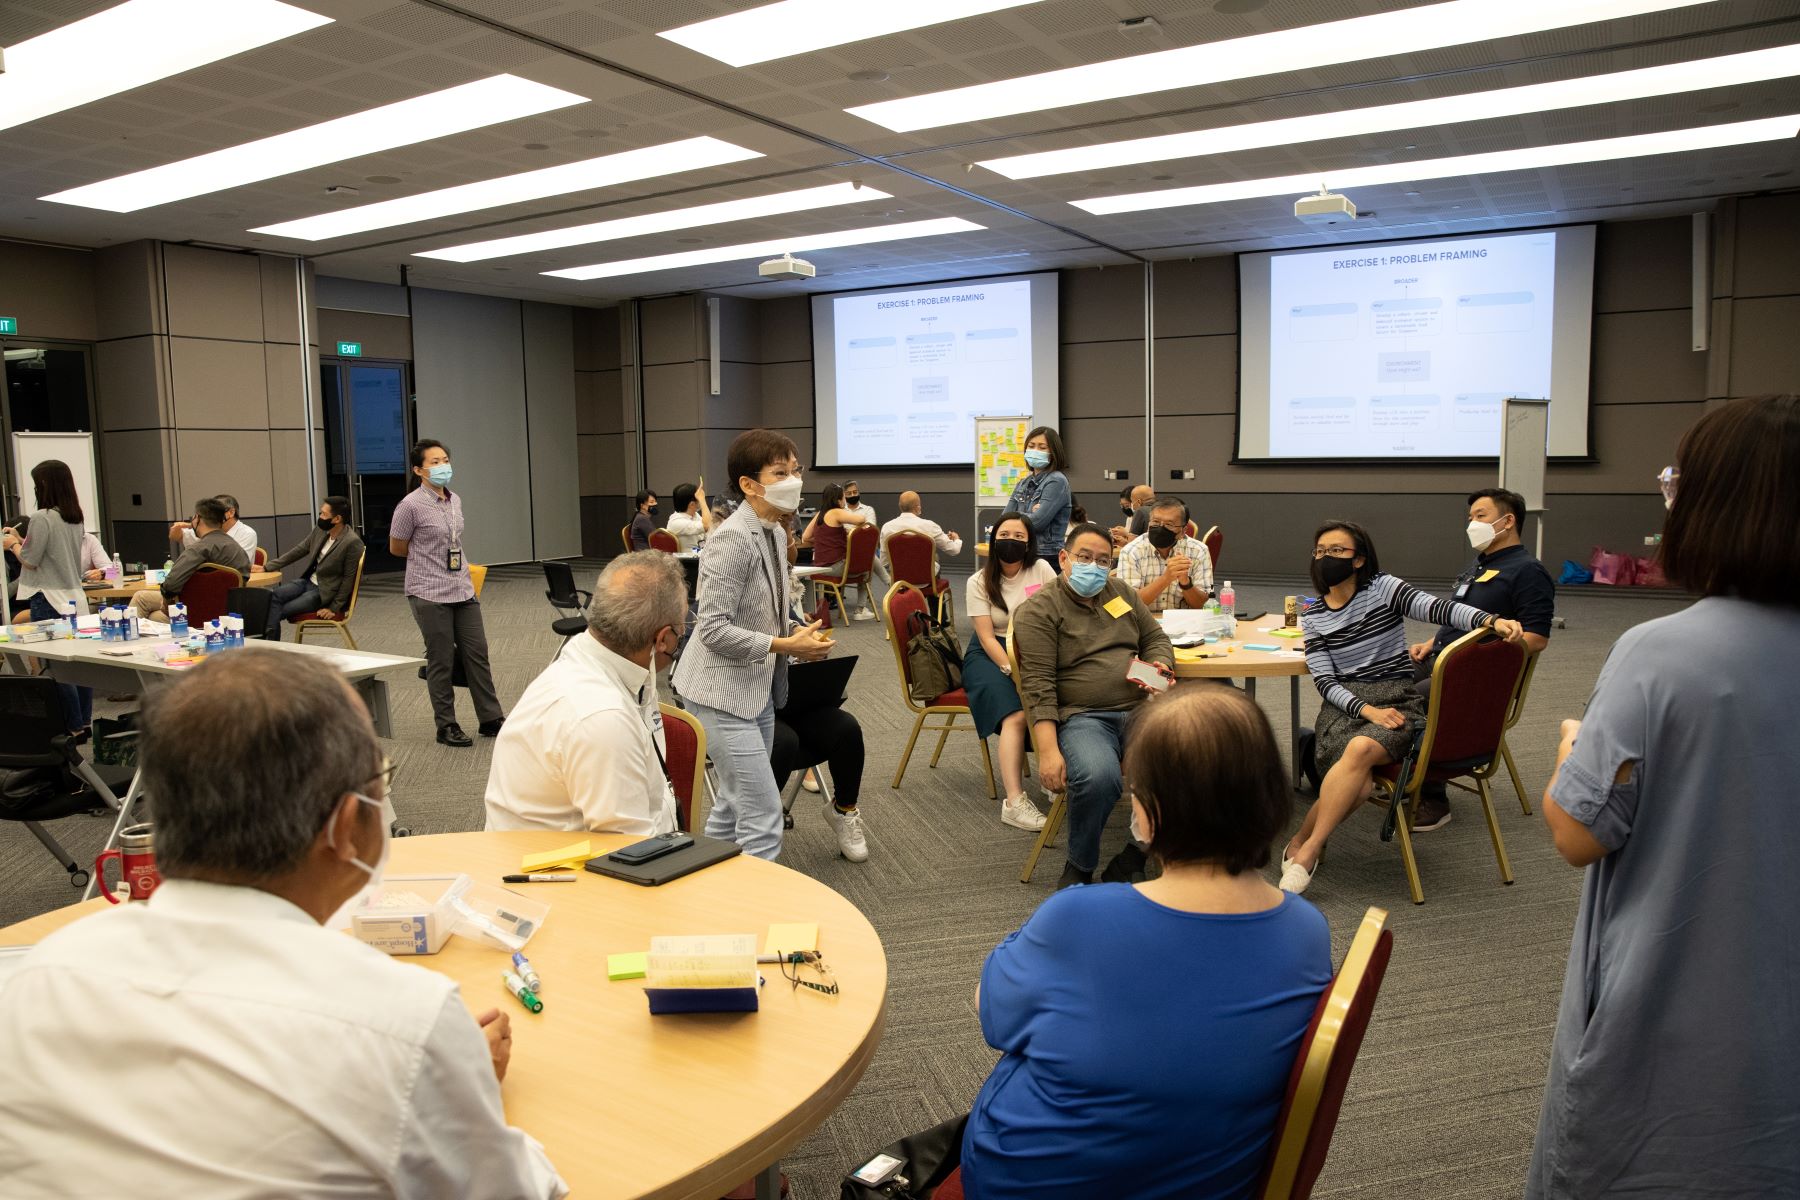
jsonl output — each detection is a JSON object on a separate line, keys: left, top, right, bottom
{"left": 511, "top": 951, "right": 543, "bottom": 994}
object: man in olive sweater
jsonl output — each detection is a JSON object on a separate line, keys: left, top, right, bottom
{"left": 1012, "top": 523, "right": 1174, "bottom": 890}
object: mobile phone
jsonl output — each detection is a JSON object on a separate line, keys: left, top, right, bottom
{"left": 608, "top": 832, "right": 694, "bottom": 865}
{"left": 850, "top": 1153, "right": 905, "bottom": 1185}
{"left": 1126, "top": 657, "right": 1174, "bottom": 693}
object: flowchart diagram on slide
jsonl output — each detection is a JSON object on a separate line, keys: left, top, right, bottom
{"left": 1268, "top": 232, "right": 1555, "bottom": 457}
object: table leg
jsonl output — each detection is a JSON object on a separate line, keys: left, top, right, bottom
{"left": 356, "top": 678, "right": 393, "bottom": 739}
{"left": 1290, "top": 677, "right": 1303, "bottom": 791}
{"left": 1244, "top": 677, "right": 1257, "bottom": 700}
{"left": 753, "top": 1161, "right": 781, "bottom": 1200}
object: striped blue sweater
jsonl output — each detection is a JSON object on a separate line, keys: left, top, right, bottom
{"left": 1305, "top": 574, "right": 1488, "bottom": 715}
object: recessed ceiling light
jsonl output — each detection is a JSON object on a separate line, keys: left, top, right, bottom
{"left": 848, "top": 69, "right": 891, "bottom": 83}
{"left": 416, "top": 181, "right": 890, "bottom": 262}
{"left": 250, "top": 137, "right": 763, "bottom": 241}
{"left": 660, "top": 0, "right": 1039, "bottom": 67}
{"left": 848, "top": 0, "right": 1714, "bottom": 132}
{"left": 1070, "top": 114, "right": 1800, "bottom": 214}
{"left": 0, "top": 0, "right": 331, "bottom": 134}
{"left": 43, "top": 75, "right": 589, "bottom": 213}
{"left": 545, "top": 217, "right": 985, "bottom": 281}
{"left": 980, "top": 46, "right": 1800, "bottom": 179}
{"left": 365, "top": 175, "right": 404, "bottom": 185}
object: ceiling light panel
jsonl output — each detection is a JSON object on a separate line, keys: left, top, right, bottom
{"left": 250, "top": 137, "right": 765, "bottom": 241}
{"left": 546, "top": 217, "right": 987, "bottom": 281}
{"left": 981, "top": 45, "right": 1800, "bottom": 180}
{"left": 659, "top": 0, "right": 1039, "bottom": 67}
{"left": 0, "top": 0, "right": 332, "bottom": 134}
{"left": 417, "top": 182, "right": 892, "bottom": 262}
{"left": 847, "top": 0, "right": 1716, "bottom": 132}
{"left": 1071, "top": 115, "right": 1800, "bottom": 214}
{"left": 42, "top": 75, "right": 590, "bottom": 213}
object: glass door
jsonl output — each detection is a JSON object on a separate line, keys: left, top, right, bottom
{"left": 321, "top": 358, "right": 411, "bottom": 574}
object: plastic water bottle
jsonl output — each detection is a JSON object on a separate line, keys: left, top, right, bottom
{"left": 62, "top": 598, "right": 77, "bottom": 638}
{"left": 204, "top": 619, "right": 224, "bottom": 655}
{"left": 1218, "top": 581, "right": 1236, "bottom": 626}
{"left": 170, "top": 603, "right": 188, "bottom": 637}
{"left": 107, "top": 552, "right": 123, "bottom": 583}
{"left": 99, "top": 607, "right": 115, "bottom": 642}
{"left": 224, "top": 613, "right": 244, "bottom": 649}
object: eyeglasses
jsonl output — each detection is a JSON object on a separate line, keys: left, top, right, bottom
{"left": 364, "top": 759, "right": 398, "bottom": 797}
{"left": 1312, "top": 546, "right": 1357, "bottom": 559}
{"left": 1657, "top": 466, "right": 1679, "bottom": 504}
{"left": 776, "top": 951, "right": 839, "bottom": 996}
{"left": 1070, "top": 551, "right": 1113, "bottom": 567}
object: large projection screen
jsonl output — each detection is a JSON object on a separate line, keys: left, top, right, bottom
{"left": 811, "top": 272, "right": 1059, "bottom": 468}
{"left": 1238, "top": 225, "right": 1595, "bottom": 461}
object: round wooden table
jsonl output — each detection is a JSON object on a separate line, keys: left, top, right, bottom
{"left": 0, "top": 830, "right": 888, "bottom": 1200}
{"left": 1171, "top": 616, "right": 1312, "bottom": 789}
{"left": 82, "top": 569, "right": 282, "bottom": 602}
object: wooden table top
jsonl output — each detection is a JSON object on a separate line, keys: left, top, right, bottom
{"left": 0, "top": 830, "right": 888, "bottom": 1200}
{"left": 82, "top": 570, "right": 281, "bottom": 601}
{"left": 1170, "top": 616, "right": 1312, "bottom": 679}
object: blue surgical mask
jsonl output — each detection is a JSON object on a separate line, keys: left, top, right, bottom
{"left": 1068, "top": 562, "right": 1110, "bottom": 597}
{"left": 1023, "top": 449, "right": 1050, "bottom": 470}
{"left": 426, "top": 464, "right": 453, "bottom": 487}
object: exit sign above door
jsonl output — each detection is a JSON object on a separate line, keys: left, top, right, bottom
{"left": 336, "top": 341, "right": 362, "bottom": 356}
{"left": 0, "top": 317, "right": 17, "bottom": 335}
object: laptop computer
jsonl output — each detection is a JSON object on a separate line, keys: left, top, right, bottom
{"left": 777, "top": 655, "right": 857, "bottom": 715}
{"left": 583, "top": 833, "right": 742, "bottom": 887}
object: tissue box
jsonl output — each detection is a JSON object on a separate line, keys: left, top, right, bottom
{"left": 350, "top": 874, "right": 465, "bottom": 955}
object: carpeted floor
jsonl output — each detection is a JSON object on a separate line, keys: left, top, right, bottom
{"left": 0, "top": 562, "right": 1691, "bottom": 1199}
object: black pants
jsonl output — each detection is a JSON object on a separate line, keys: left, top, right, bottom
{"left": 408, "top": 596, "right": 503, "bottom": 729}
{"left": 771, "top": 704, "right": 863, "bottom": 809}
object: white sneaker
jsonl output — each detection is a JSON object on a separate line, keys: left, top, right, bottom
{"left": 1278, "top": 859, "right": 1314, "bottom": 894}
{"left": 1001, "top": 794, "right": 1047, "bottom": 831}
{"left": 801, "top": 769, "right": 822, "bottom": 793}
{"left": 828, "top": 804, "right": 869, "bottom": 862}
{"left": 852, "top": 607, "right": 876, "bottom": 621}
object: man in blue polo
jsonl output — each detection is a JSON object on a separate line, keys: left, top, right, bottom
{"left": 1407, "top": 487, "right": 1555, "bottom": 830}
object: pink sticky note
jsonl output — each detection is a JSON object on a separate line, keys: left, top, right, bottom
{"left": 1023, "top": 583, "right": 1042, "bottom": 597}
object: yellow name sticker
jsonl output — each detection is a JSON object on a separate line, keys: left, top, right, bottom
{"left": 1103, "top": 596, "right": 1133, "bottom": 619}
{"left": 1476, "top": 569, "right": 1500, "bottom": 583}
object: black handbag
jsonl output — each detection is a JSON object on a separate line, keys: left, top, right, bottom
{"left": 841, "top": 1113, "right": 967, "bottom": 1200}
{"left": 904, "top": 610, "right": 963, "bottom": 703}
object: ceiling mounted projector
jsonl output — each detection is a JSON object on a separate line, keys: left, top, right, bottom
{"left": 1294, "top": 188, "right": 1357, "bottom": 225}
{"left": 759, "top": 253, "right": 816, "bottom": 280}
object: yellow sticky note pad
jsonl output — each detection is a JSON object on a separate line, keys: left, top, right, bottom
{"left": 521, "top": 839, "right": 591, "bottom": 872}
{"left": 1477, "top": 569, "right": 1500, "bottom": 582}
{"left": 765, "top": 923, "right": 819, "bottom": 957}
{"left": 1103, "top": 596, "right": 1133, "bottom": 619}
{"left": 607, "top": 952, "right": 647, "bottom": 981}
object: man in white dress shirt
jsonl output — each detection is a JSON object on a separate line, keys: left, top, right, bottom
{"left": 0, "top": 649, "right": 566, "bottom": 1199}
{"left": 878, "top": 489, "right": 964, "bottom": 576}
{"left": 169, "top": 491, "right": 258, "bottom": 560}
{"left": 484, "top": 550, "right": 685, "bottom": 835}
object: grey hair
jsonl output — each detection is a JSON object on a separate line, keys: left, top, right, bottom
{"left": 588, "top": 550, "right": 688, "bottom": 652}
{"left": 145, "top": 649, "right": 380, "bottom": 881}
{"left": 1151, "top": 495, "right": 1188, "bottom": 523}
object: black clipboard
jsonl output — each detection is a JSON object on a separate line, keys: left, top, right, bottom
{"left": 583, "top": 833, "right": 741, "bottom": 887}
{"left": 778, "top": 655, "right": 857, "bottom": 715}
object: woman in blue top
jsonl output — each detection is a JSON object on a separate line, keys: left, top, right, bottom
{"left": 963, "top": 685, "right": 1333, "bottom": 1200}
{"left": 1279, "top": 520, "right": 1522, "bottom": 894}
{"left": 1004, "top": 426, "right": 1070, "bottom": 565}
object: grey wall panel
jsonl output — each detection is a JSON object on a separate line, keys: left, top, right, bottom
{"left": 646, "top": 431, "right": 704, "bottom": 492}
{"left": 410, "top": 287, "right": 534, "bottom": 564}
{"left": 1152, "top": 335, "right": 1236, "bottom": 416}
{"left": 1728, "top": 295, "right": 1800, "bottom": 396}
{"left": 644, "top": 362, "right": 703, "bottom": 431}
{"left": 524, "top": 302, "right": 582, "bottom": 560}
{"left": 263, "top": 342, "right": 306, "bottom": 431}
{"left": 1060, "top": 339, "right": 1144, "bottom": 418}
{"left": 578, "top": 433, "right": 625, "bottom": 496}
{"left": 758, "top": 296, "right": 811, "bottom": 363}
{"left": 575, "top": 370, "right": 623, "bottom": 435}
{"left": 717, "top": 360, "right": 763, "bottom": 425}
{"left": 315, "top": 275, "right": 408, "bottom": 316}
{"left": 94, "top": 337, "right": 170, "bottom": 431}
{"left": 716, "top": 295, "right": 757, "bottom": 365}
{"left": 1151, "top": 257, "right": 1236, "bottom": 337}
{"left": 100, "top": 429, "right": 176, "bottom": 524}
{"left": 1730, "top": 194, "right": 1800, "bottom": 299}
{"left": 1062, "top": 265, "right": 1145, "bottom": 343}
{"left": 168, "top": 338, "right": 270, "bottom": 429}
{"left": 574, "top": 306, "right": 621, "bottom": 371}
{"left": 641, "top": 295, "right": 699, "bottom": 365}
{"left": 761, "top": 360, "right": 812, "bottom": 428}
{"left": 258, "top": 255, "right": 302, "bottom": 345}
{"left": 175, "top": 429, "right": 274, "bottom": 517}
{"left": 268, "top": 429, "right": 314, "bottom": 515}
{"left": 93, "top": 242, "right": 164, "bottom": 340}
{"left": 0, "top": 241, "right": 96, "bottom": 342}
{"left": 1595, "top": 216, "right": 1689, "bottom": 313}
{"left": 163, "top": 245, "right": 263, "bottom": 342}
{"left": 1061, "top": 414, "right": 1147, "bottom": 492}
{"left": 1591, "top": 309, "right": 1706, "bottom": 404}
{"left": 317, "top": 309, "right": 412, "bottom": 360}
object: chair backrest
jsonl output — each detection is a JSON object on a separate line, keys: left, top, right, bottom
{"left": 648, "top": 528, "right": 680, "bottom": 554}
{"left": 1185, "top": 521, "right": 1197, "bottom": 539}
{"left": 181, "top": 563, "right": 243, "bottom": 625}
{"left": 340, "top": 550, "right": 368, "bottom": 621}
{"left": 1259, "top": 907, "right": 1394, "bottom": 1200}
{"left": 620, "top": 524, "right": 633, "bottom": 554}
{"left": 885, "top": 530, "right": 937, "bottom": 588}
{"left": 1420, "top": 629, "right": 1527, "bottom": 767}
{"left": 0, "top": 675, "right": 75, "bottom": 768}
{"left": 542, "top": 560, "right": 580, "bottom": 607}
{"left": 252, "top": 546, "right": 267, "bottom": 569}
{"left": 881, "top": 581, "right": 932, "bottom": 713}
{"left": 842, "top": 522, "right": 879, "bottom": 579}
{"left": 1504, "top": 646, "right": 1543, "bottom": 731}
{"left": 468, "top": 563, "right": 487, "bottom": 597}
{"left": 1202, "top": 525, "right": 1223, "bottom": 571}
{"left": 659, "top": 703, "right": 706, "bottom": 833}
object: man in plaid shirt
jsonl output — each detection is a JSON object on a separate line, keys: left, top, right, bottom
{"left": 1114, "top": 497, "right": 1213, "bottom": 612}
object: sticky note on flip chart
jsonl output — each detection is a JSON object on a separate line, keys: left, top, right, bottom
{"left": 521, "top": 839, "right": 592, "bottom": 872}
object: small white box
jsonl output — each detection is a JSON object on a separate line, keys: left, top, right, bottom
{"left": 350, "top": 874, "right": 466, "bottom": 956}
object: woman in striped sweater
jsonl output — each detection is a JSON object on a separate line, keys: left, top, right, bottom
{"left": 1280, "top": 520, "right": 1523, "bottom": 894}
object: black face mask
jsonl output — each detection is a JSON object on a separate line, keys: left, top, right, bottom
{"left": 845, "top": 496, "right": 860, "bottom": 507}
{"left": 1313, "top": 555, "right": 1358, "bottom": 589}
{"left": 317, "top": 517, "right": 334, "bottom": 531}
{"left": 1120, "top": 502, "right": 1135, "bottom": 516}
{"left": 647, "top": 503, "right": 659, "bottom": 515}
{"left": 992, "top": 539, "right": 1031, "bottom": 564}
{"left": 1146, "top": 525, "right": 1178, "bottom": 550}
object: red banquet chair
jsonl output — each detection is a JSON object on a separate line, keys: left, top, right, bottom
{"left": 178, "top": 563, "right": 242, "bottom": 627}
{"left": 885, "top": 530, "right": 954, "bottom": 627}
{"left": 817, "top": 524, "right": 879, "bottom": 628}
{"left": 882, "top": 581, "right": 994, "bottom": 800}
{"left": 1201, "top": 524, "right": 1223, "bottom": 573}
{"left": 648, "top": 529, "right": 680, "bottom": 553}
{"left": 659, "top": 703, "right": 706, "bottom": 832}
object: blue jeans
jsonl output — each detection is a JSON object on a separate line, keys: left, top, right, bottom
{"left": 1059, "top": 710, "right": 1129, "bottom": 874}
{"left": 28, "top": 593, "right": 93, "bottom": 732}
{"left": 266, "top": 580, "right": 321, "bottom": 639}
{"left": 690, "top": 696, "right": 782, "bottom": 861}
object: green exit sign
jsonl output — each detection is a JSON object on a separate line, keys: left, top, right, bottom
{"left": 336, "top": 341, "right": 362, "bottom": 357}
{"left": 0, "top": 317, "right": 16, "bottom": 335}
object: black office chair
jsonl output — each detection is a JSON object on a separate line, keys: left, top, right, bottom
{"left": 540, "top": 560, "right": 590, "bottom": 657}
{"left": 226, "top": 586, "right": 276, "bottom": 641}
{"left": 0, "top": 676, "right": 129, "bottom": 887}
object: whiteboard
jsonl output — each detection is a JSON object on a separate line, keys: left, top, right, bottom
{"left": 973, "top": 414, "right": 1031, "bottom": 507}
{"left": 11, "top": 431, "right": 101, "bottom": 534}
{"left": 1499, "top": 397, "right": 1549, "bottom": 512}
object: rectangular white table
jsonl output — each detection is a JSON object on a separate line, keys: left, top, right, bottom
{"left": 0, "top": 635, "right": 424, "bottom": 897}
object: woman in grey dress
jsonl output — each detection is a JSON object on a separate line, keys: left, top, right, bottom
{"left": 1530, "top": 394, "right": 1800, "bottom": 1198}
{"left": 1, "top": 460, "right": 92, "bottom": 733}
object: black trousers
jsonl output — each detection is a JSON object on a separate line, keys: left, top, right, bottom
{"left": 770, "top": 704, "right": 863, "bottom": 808}
{"left": 408, "top": 596, "right": 503, "bottom": 729}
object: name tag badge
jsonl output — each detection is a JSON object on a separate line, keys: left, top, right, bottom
{"left": 1102, "top": 595, "right": 1132, "bottom": 619}
{"left": 1477, "top": 569, "right": 1500, "bottom": 583}
{"left": 447, "top": 547, "right": 463, "bottom": 572}
{"left": 1453, "top": 581, "right": 1471, "bottom": 599}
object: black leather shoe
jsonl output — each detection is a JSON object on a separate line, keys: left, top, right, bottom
{"left": 1055, "top": 862, "right": 1094, "bottom": 891}
{"left": 478, "top": 717, "right": 505, "bottom": 737}
{"left": 437, "top": 724, "right": 472, "bottom": 747}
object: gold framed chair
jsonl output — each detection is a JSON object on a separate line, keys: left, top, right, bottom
{"left": 1008, "top": 632, "right": 1066, "bottom": 884}
{"left": 882, "top": 581, "right": 995, "bottom": 800}
{"left": 294, "top": 550, "right": 366, "bottom": 650}
{"left": 659, "top": 703, "right": 707, "bottom": 833}
{"left": 1497, "top": 649, "right": 1543, "bottom": 814}
{"left": 816, "top": 524, "right": 879, "bottom": 628}
{"left": 884, "top": 530, "right": 954, "bottom": 627}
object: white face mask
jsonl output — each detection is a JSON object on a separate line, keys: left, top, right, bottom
{"left": 325, "top": 793, "right": 389, "bottom": 928}
{"left": 1129, "top": 801, "right": 1151, "bottom": 847}
{"left": 1466, "top": 519, "right": 1499, "bottom": 551}
{"left": 759, "top": 474, "right": 804, "bottom": 513}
